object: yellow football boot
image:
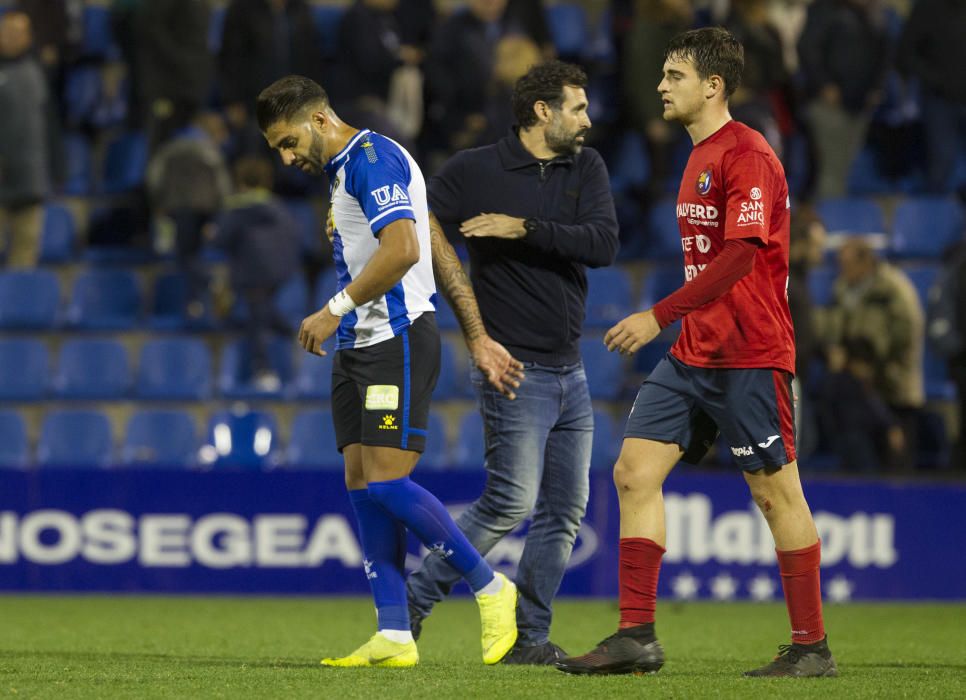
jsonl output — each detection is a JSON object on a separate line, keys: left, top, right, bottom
{"left": 321, "top": 632, "right": 419, "bottom": 668}
{"left": 477, "top": 572, "right": 519, "bottom": 664}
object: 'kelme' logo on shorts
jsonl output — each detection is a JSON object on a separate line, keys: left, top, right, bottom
{"left": 379, "top": 415, "right": 399, "bottom": 431}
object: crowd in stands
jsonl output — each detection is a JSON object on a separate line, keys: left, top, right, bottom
{"left": 0, "top": 0, "right": 964, "bottom": 474}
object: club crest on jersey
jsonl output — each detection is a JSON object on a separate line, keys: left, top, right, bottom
{"left": 696, "top": 169, "right": 713, "bottom": 196}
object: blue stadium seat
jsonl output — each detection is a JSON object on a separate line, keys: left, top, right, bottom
{"left": 148, "top": 271, "right": 214, "bottom": 330}
{"left": 591, "top": 408, "right": 619, "bottom": 470}
{"left": 286, "top": 409, "right": 342, "bottom": 469}
{"left": 219, "top": 337, "right": 295, "bottom": 399}
{"left": 208, "top": 5, "right": 226, "bottom": 52}
{"left": 122, "top": 410, "right": 199, "bottom": 468}
{"left": 807, "top": 265, "right": 838, "bottom": 307}
{"left": 64, "top": 65, "right": 102, "bottom": 127}
{"left": 644, "top": 200, "right": 683, "bottom": 259}
{"left": 633, "top": 339, "right": 672, "bottom": 375}
{"left": 40, "top": 203, "right": 76, "bottom": 263}
{"left": 283, "top": 199, "right": 322, "bottom": 257}
{"left": 62, "top": 132, "right": 93, "bottom": 196}
{"left": 847, "top": 147, "right": 895, "bottom": 195}
{"left": 420, "top": 411, "right": 449, "bottom": 470}
{"left": 434, "top": 294, "right": 460, "bottom": 331}
{"left": 436, "top": 337, "right": 471, "bottom": 399}
{"left": 924, "top": 345, "right": 956, "bottom": 401}
{"left": 81, "top": 4, "right": 118, "bottom": 59}
{"left": 54, "top": 338, "right": 130, "bottom": 399}
{"left": 0, "top": 339, "right": 49, "bottom": 401}
{"left": 137, "top": 337, "right": 213, "bottom": 400}
{"left": 37, "top": 410, "right": 113, "bottom": 468}
{"left": 891, "top": 197, "right": 965, "bottom": 258}
{"left": 201, "top": 410, "right": 280, "bottom": 469}
{"left": 900, "top": 263, "right": 939, "bottom": 307}
{"left": 580, "top": 337, "right": 625, "bottom": 400}
{"left": 607, "top": 131, "right": 651, "bottom": 194}
{"left": 0, "top": 270, "right": 60, "bottom": 329}
{"left": 0, "top": 410, "right": 28, "bottom": 468}
{"left": 816, "top": 198, "right": 886, "bottom": 235}
{"left": 585, "top": 266, "right": 633, "bottom": 328}
{"left": 294, "top": 348, "right": 334, "bottom": 399}
{"left": 313, "top": 266, "right": 339, "bottom": 309}
{"left": 101, "top": 131, "right": 148, "bottom": 194}
{"left": 545, "top": 3, "right": 589, "bottom": 57}
{"left": 231, "top": 273, "right": 308, "bottom": 331}
{"left": 639, "top": 265, "right": 683, "bottom": 308}
{"left": 312, "top": 4, "right": 346, "bottom": 58}
{"left": 66, "top": 268, "right": 141, "bottom": 329}
{"left": 452, "top": 410, "right": 485, "bottom": 470}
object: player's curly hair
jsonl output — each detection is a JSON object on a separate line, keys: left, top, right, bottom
{"left": 512, "top": 60, "right": 588, "bottom": 129}
{"left": 256, "top": 75, "right": 330, "bottom": 131}
{"left": 665, "top": 27, "right": 744, "bottom": 99}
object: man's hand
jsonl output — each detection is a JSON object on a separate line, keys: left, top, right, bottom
{"left": 467, "top": 335, "right": 525, "bottom": 399}
{"left": 604, "top": 310, "right": 661, "bottom": 355}
{"left": 298, "top": 306, "right": 341, "bottom": 356}
{"left": 460, "top": 213, "right": 526, "bottom": 240}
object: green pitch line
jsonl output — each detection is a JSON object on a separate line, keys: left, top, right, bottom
{"left": 0, "top": 596, "right": 963, "bottom": 699}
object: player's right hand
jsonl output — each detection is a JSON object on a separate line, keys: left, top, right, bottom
{"left": 298, "top": 307, "right": 340, "bottom": 356}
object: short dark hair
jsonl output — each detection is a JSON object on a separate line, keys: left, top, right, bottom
{"left": 511, "top": 60, "right": 588, "bottom": 129}
{"left": 256, "top": 75, "right": 329, "bottom": 131}
{"left": 664, "top": 27, "right": 744, "bottom": 99}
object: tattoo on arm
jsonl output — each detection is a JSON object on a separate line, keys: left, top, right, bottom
{"left": 429, "top": 214, "right": 486, "bottom": 342}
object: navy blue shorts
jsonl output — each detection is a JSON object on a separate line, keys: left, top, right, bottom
{"left": 625, "top": 353, "right": 797, "bottom": 471}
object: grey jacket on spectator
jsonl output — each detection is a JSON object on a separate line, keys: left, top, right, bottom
{"left": 0, "top": 52, "right": 48, "bottom": 205}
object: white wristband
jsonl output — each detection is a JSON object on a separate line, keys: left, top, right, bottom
{"left": 328, "top": 289, "right": 358, "bottom": 317}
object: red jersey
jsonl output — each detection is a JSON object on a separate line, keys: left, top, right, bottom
{"left": 669, "top": 120, "right": 795, "bottom": 374}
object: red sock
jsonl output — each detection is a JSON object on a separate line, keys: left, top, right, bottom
{"left": 776, "top": 540, "right": 825, "bottom": 644}
{"left": 618, "top": 537, "right": 665, "bottom": 628}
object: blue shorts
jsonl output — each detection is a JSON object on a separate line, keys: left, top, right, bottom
{"left": 625, "top": 353, "right": 797, "bottom": 471}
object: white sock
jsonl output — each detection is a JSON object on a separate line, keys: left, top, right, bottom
{"left": 475, "top": 572, "right": 504, "bottom": 597}
{"left": 379, "top": 629, "right": 414, "bottom": 644}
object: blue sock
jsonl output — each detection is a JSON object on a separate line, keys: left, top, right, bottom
{"left": 348, "top": 489, "right": 410, "bottom": 631}
{"left": 367, "top": 477, "right": 495, "bottom": 593}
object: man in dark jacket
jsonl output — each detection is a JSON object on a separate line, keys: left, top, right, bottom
{"left": 407, "top": 61, "right": 619, "bottom": 664}
{"left": 214, "top": 156, "right": 300, "bottom": 389}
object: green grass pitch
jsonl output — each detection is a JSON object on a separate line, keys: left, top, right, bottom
{"left": 1, "top": 596, "right": 964, "bottom": 698}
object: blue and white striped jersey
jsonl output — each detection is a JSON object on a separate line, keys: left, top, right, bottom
{"left": 324, "top": 129, "right": 436, "bottom": 350}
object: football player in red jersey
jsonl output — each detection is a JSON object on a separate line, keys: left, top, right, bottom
{"left": 557, "top": 27, "right": 837, "bottom": 678}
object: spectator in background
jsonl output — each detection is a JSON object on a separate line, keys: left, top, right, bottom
{"left": 820, "top": 337, "right": 906, "bottom": 471}
{"left": 146, "top": 112, "right": 231, "bottom": 319}
{"left": 897, "top": 0, "right": 966, "bottom": 194}
{"left": 335, "top": 0, "right": 424, "bottom": 142}
{"left": 473, "top": 34, "right": 542, "bottom": 147}
{"left": 219, "top": 0, "right": 322, "bottom": 146}
{"left": 798, "top": 0, "right": 888, "bottom": 199}
{"left": 135, "top": 0, "right": 212, "bottom": 150}
{"left": 213, "top": 157, "right": 300, "bottom": 392}
{"left": 787, "top": 207, "right": 827, "bottom": 460}
{"left": 824, "top": 238, "right": 925, "bottom": 470}
{"left": 0, "top": 11, "right": 48, "bottom": 268}
{"left": 622, "top": 0, "right": 693, "bottom": 193}
{"left": 424, "top": 0, "right": 510, "bottom": 152}
{"left": 503, "top": 0, "right": 554, "bottom": 58}
{"left": 726, "top": 0, "right": 790, "bottom": 156}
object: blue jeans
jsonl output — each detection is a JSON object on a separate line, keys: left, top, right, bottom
{"left": 407, "top": 361, "right": 593, "bottom": 646}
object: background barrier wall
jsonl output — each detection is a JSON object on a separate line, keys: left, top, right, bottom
{"left": 1, "top": 469, "right": 962, "bottom": 600}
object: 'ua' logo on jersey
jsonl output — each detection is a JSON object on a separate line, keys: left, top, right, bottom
{"left": 370, "top": 184, "right": 409, "bottom": 207}
{"left": 696, "top": 169, "right": 713, "bottom": 196}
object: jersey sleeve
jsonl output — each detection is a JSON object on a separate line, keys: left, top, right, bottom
{"left": 344, "top": 138, "right": 416, "bottom": 236}
{"left": 723, "top": 151, "right": 778, "bottom": 245}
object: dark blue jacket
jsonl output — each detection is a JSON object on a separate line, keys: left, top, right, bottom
{"left": 428, "top": 130, "right": 619, "bottom": 365}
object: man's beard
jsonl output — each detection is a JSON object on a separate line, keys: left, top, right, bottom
{"left": 297, "top": 131, "right": 326, "bottom": 174}
{"left": 546, "top": 123, "right": 586, "bottom": 156}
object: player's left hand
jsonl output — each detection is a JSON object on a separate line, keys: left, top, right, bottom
{"left": 468, "top": 335, "right": 525, "bottom": 400}
{"left": 460, "top": 213, "right": 526, "bottom": 240}
{"left": 298, "top": 307, "right": 340, "bottom": 356}
{"left": 605, "top": 310, "right": 661, "bottom": 355}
